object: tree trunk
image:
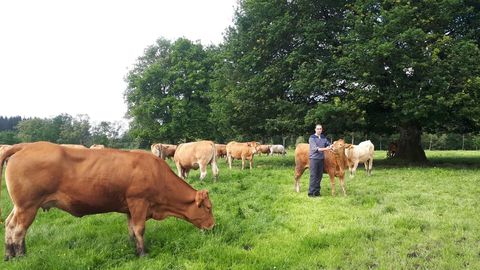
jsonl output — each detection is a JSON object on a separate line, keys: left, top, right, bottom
{"left": 396, "top": 124, "right": 427, "bottom": 163}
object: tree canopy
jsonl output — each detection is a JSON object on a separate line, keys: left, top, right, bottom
{"left": 124, "top": 0, "right": 480, "bottom": 161}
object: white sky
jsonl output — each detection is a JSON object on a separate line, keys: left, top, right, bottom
{"left": 0, "top": 0, "right": 237, "bottom": 125}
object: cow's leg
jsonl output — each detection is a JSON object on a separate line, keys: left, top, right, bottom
{"left": 228, "top": 155, "right": 233, "bottom": 169}
{"left": 328, "top": 172, "right": 336, "bottom": 196}
{"left": 294, "top": 166, "right": 306, "bottom": 193}
{"left": 127, "top": 200, "right": 148, "bottom": 256}
{"left": 4, "top": 207, "right": 38, "bottom": 260}
{"left": 199, "top": 163, "right": 207, "bottom": 181}
{"left": 339, "top": 173, "right": 347, "bottom": 196}
{"left": 351, "top": 161, "right": 359, "bottom": 178}
{"left": 211, "top": 160, "right": 219, "bottom": 181}
{"left": 175, "top": 162, "right": 184, "bottom": 179}
{"left": 127, "top": 214, "right": 135, "bottom": 241}
{"left": 241, "top": 157, "right": 245, "bottom": 170}
{"left": 249, "top": 158, "right": 253, "bottom": 170}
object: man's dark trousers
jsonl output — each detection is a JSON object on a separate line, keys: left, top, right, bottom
{"left": 308, "top": 158, "right": 324, "bottom": 196}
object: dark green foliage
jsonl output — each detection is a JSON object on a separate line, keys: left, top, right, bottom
{"left": 124, "top": 38, "right": 215, "bottom": 144}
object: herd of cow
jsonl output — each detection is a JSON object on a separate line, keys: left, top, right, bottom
{"left": 0, "top": 138, "right": 375, "bottom": 260}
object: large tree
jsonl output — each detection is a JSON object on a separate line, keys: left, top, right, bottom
{"left": 339, "top": 0, "right": 480, "bottom": 162}
{"left": 125, "top": 38, "right": 214, "bottom": 145}
{"left": 210, "top": 0, "right": 350, "bottom": 141}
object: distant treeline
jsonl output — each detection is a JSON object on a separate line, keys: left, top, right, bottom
{"left": 1, "top": 114, "right": 478, "bottom": 151}
{"left": 0, "top": 114, "right": 134, "bottom": 148}
{"left": 0, "top": 116, "right": 23, "bottom": 131}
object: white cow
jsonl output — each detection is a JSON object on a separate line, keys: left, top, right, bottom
{"left": 344, "top": 140, "right": 374, "bottom": 178}
{"left": 269, "top": 145, "right": 286, "bottom": 156}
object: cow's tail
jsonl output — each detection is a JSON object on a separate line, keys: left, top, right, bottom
{"left": 0, "top": 144, "right": 25, "bottom": 223}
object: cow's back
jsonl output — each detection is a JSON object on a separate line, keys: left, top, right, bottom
{"left": 5, "top": 142, "right": 168, "bottom": 216}
{"left": 175, "top": 141, "right": 215, "bottom": 167}
{"left": 226, "top": 142, "right": 251, "bottom": 158}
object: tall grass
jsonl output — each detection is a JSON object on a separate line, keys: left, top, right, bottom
{"left": 1, "top": 151, "right": 479, "bottom": 269}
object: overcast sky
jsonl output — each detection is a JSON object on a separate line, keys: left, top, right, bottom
{"left": 0, "top": 0, "right": 237, "bottom": 124}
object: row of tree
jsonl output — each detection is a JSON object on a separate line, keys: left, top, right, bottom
{"left": 0, "top": 114, "right": 132, "bottom": 148}
{"left": 2, "top": 114, "right": 479, "bottom": 151}
{"left": 124, "top": 0, "right": 480, "bottom": 162}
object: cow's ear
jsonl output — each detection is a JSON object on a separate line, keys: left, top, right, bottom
{"left": 195, "top": 190, "right": 208, "bottom": 207}
{"left": 246, "top": 142, "right": 251, "bottom": 146}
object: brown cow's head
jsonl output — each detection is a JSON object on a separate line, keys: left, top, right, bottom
{"left": 186, "top": 190, "right": 215, "bottom": 230}
{"left": 331, "top": 139, "right": 347, "bottom": 153}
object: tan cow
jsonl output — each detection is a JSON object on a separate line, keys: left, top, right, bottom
{"left": 294, "top": 139, "right": 348, "bottom": 196}
{"left": 151, "top": 143, "right": 177, "bottom": 159}
{"left": 226, "top": 141, "right": 258, "bottom": 170}
{"left": 344, "top": 140, "right": 374, "bottom": 178}
{"left": 0, "top": 142, "right": 214, "bottom": 259}
{"left": 174, "top": 141, "right": 219, "bottom": 181}
{"left": 60, "top": 144, "right": 87, "bottom": 149}
{"left": 89, "top": 144, "right": 105, "bottom": 149}
{"left": 215, "top": 144, "right": 228, "bottom": 159}
{"left": 255, "top": 144, "right": 271, "bottom": 156}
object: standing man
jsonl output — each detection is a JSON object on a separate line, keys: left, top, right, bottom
{"left": 308, "top": 124, "right": 331, "bottom": 197}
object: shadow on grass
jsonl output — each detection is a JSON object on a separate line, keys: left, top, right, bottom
{"left": 254, "top": 152, "right": 480, "bottom": 170}
{"left": 376, "top": 156, "right": 480, "bottom": 169}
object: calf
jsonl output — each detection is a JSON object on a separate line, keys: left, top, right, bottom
{"left": 294, "top": 139, "right": 348, "bottom": 196}
{"left": 255, "top": 144, "right": 271, "bottom": 156}
{"left": 226, "top": 141, "right": 258, "bottom": 170}
{"left": 215, "top": 144, "right": 228, "bottom": 160}
{"left": 151, "top": 143, "right": 177, "bottom": 159}
{"left": 174, "top": 141, "right": 219, "bottom": 181}
{"left": 387, "top": 141, "right": 397, "bottom": 158}
{"left": 269, "top": 145, "right": 286, "bottom": 156}
{"left": 345, "top": 140, "right": 375, "bottom": 178}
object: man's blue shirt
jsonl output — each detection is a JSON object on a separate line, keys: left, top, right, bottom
{"left": 309, "top": 134, "right": 331, "bottom": 160}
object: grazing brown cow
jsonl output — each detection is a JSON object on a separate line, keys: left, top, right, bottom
{"left": 174, "top": 141, "right": 219, "bottom": 181}
{"left": 89, "top": 144, "right": 105, "bottom": 149}
{"left": 255, "top": 144, "right": 271, "bottom": 156}
{"left": 215, "top": 144, "right": 228, "bottom": 159}
{"left": 226, "top": 141, "right": 258, "bottom": 170}
{"left": 387, "top": 142, "right": 398, "bottom": 158}
{"left": 0, "top": 142, "right": 214, "bottom": 260}
{"left": 294, "top": 139, "right": 348, "bottom": 196}
{"left": 151, "top": 143, "right": 177, "bottom": 159}
{"left": 60, "top": 144, "right": 87, "bottom": 149}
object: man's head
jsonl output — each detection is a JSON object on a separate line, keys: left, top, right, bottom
{"left": 315, "top": 124, "right": 323, "bottom": 136}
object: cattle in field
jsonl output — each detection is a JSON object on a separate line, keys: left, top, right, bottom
{"left": 0, "top": 142, "right": 214, "bottom": 259}
{"left": 226, "top": 141, "right": 258, "bottom": 170}
{"left": 215, "top": 144, "right": 228, "bottom": 159}
{"left": 269, "top": 145, "right": 286, "bottom": 156}
{"left": 174, "top": 141, "right": 219, "bottom": 181}
{"left": 255, "top": 144, "right": 271, "bottom": 156}
{"left": 294, "top": 139, "right": 349, "bottom": 196}
{"left": 387, "top": 142, "right": 398, "bottom": 158}
{"left": 89, "top": 144, "right": 105, "bottom": 149}
{"left": 151, "top": 143, "right": 177, "bottom": 159}
{"left": 344, "top": 140, "right": 375, "bottom": 178}
{"left": 60, "top": 144, "right": 87, "bottom": 149}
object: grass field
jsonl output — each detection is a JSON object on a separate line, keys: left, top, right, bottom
{"left": 1, "top": 150, "right": 480, "bottom": 269}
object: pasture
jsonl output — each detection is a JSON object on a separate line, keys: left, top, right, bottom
{"left": 1, "top": 150, "right": 479, "bottom": 269}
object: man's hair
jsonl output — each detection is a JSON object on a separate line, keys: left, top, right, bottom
{"left": 315, "top": 124, "right": 323, "bottom": 129}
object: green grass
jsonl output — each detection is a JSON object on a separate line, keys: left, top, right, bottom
{"left": 1, "top": 151, "right": 480, "bottom": 269}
